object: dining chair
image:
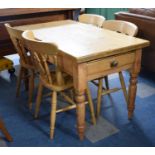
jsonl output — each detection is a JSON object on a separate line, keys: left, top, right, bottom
{"left": 22, "top": 30, "right": 96, "bottom": 139}
{"left": 5, "top": 23, "right": 36, "bottom": 110}
{"left": 78, "top": 13, "right": 106, "bottom": 118}
{"left": 0, "top": 118, "right": 13, "bottom": 142}
{"left": 78, "top": 14, "right": 105, "bottom": 27}
{"left": 96, "top": 20, "right": 138, "bottom": 117}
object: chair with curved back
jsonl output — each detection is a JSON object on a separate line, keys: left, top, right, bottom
{"left": 96, "top": 20, "right": 138, "bottom": 117}
{"left": 102, "top": 20, "right": 138, "bottom": 36}
{"left": 5, "top": 23, "right": 36, "bottom": 110}
{"left": 78, "top": 14, "right": 106, "bottom": 27}
{"left": 22, "top": 30, "right": 96, "bottom": 139}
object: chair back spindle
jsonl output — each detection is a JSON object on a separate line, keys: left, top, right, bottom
{"left": 22, "top": 30, "right": 62, "bottom": 86}
{"left": 5, "top": 23, "right": 32, "bottom": 67}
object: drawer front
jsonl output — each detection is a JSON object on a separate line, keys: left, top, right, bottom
{"left": 87, "top": 52, "right": 135, "bottom": 75}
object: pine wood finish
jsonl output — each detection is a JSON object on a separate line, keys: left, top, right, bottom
{"left": 102, "top": 20, "right": 138, "bottom": 36}
{"left": 5, "top": 24, "right": 36, "bottom": 110}
{"left": 15, "top": 20, "right": 149, "bottom": 140}
{"left": 95, "top": 20, "right": 139, "bottom": 117}
{"left": 78, "top": 13, "right": 105, "bottom": 118}
{"left": 78, "top": 14, "right": 105, "bottom": 27}
{"left": 22, "top": 30, "right": 96, "bottom": 139}
{"left": 0, "top": 118, "right": 13, "bottom": 142}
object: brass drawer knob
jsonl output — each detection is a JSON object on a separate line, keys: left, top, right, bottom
{"left": 110, "top": 60, "right": 118, "bottom": 68}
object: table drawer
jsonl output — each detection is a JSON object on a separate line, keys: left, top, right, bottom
{"left": 87, "top": 52, "right": 135, "bottom": 75}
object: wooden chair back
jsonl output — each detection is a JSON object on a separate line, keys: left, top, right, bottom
{"left": 22, "top": 30, "right": 62, "bottom": 85}
{"left": 78, "top": 14, "right": 105, "bottom": 28}
{"left": 5, "top": 23, "right": 32, "bottom": 67}
{"left": 102, "top": 20, "right": 138, "bottom": 36}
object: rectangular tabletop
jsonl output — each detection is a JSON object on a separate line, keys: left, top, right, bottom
{"left": 15, "top": 20, "right": 149, "bottom": 63}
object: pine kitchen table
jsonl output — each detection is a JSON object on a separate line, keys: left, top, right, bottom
{"left": 15, "top": 20, "right": 150, "bottom": 140}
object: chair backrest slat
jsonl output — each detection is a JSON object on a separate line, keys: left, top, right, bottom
{"left": 102, "top": 20, "right": 138, "bottom": 37}
{"left": 5, "top": 23, "right": 31, "bottom": 66}
{"left": 22, "top": 30, "right": 59, "bottom": 85}
{"left": 78, "top": 14, "right": 105, "bottom": 28}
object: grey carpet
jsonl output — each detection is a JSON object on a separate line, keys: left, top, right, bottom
{"left": 137, "top": 83, "right": 155, "bottom": 98}
{"left": 85, "top": 116, "right": 119, "bottom": 143}
{"left": 0, "top": 139, "right": 7, "bottom": 147}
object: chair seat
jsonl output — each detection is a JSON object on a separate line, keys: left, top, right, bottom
{"left": 40, "top": 71, "right": 73, "bottom": 92}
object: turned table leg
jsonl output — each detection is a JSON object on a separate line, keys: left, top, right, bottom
{"left": 128, "top": 49, "right": 142, "bottom": 119}
{"left": 75, "top": 90, "right": 86, "bottom": 140}
{"left": 128, "top": 73, "right": 138, "bottom": 119}
{"left": 73, "top": 63, "right": 87, "bottom": 140}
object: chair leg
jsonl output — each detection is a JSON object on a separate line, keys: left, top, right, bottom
{"left": 69, "top": 89, "right": 74, "bottom": 101}
{"left": 16, "top": 66, "right": 23, "bottom": 97}
{"left": 86, "top": 85, "right": 96, "bottom": 125}
{"left": 104, "top": 76, "right": 109, "bottom": 90}
{"left": 28, "top": 71, "right": 35, "bottom": 110}
{"left": 119, "top": 72, "right": 128, "bottom": 104}
{"left": 23, "top": 68, "right": 29, "bottom": 91}
{"left": 0, "top": 118, "right": 13, "bottom": 142}
{"left": 97, "top": 78, "right": 103, "bottom": 118}
{"left": 34, "top": 82, "right": 43, "bottom": 119}
{"left": 50, "top": 91, "right": 57, "bottom": 139}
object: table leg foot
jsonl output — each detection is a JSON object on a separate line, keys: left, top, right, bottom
{"left": 75, "top": 91, "right": 85, "bottom": 140}
{"left": 128, "top": 111, "right": 133, "bottom": 120}
{"left": 128, "top": 73, "right": 138, "bottom": 120}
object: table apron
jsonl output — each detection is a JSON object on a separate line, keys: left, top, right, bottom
{"left": 87, "top": 63, "right": 133, "bottom": 81}
{"left": 58, "top": 51, "right": 136, "bottom": 82}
